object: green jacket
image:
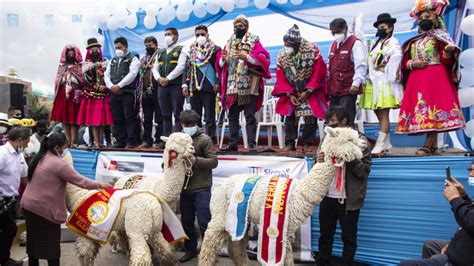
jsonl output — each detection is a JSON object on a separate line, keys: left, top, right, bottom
{"left": 109, "top": 53, "right": 137, "bottom": 93}
{"left": 157, "top": 46, "right": 183, "bottom": 84}
{"left": 182, "top": 128, "right": 218, "bottom": 194}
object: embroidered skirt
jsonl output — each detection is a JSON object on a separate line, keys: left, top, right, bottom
{"left": 77, "top": 94, "right": 114, "bottom": 126}
{"left": 50, "top": 84, "right": 79, "bottom": 124}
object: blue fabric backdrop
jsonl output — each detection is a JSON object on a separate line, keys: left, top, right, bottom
{"left": 71, "top": 149, "right": 473, "bottom": 265}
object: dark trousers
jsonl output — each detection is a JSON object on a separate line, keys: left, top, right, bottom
{"left": 142, "top": 89, "right": 163, "bottom": 144}
{"left": 88, "top": 126, "right": 112, "bottom": 146}
{"left": 179, "top": 190, "right": 212, "bottom": 253}
{"left": 110, "top": 92, "right": 138, "bottom": 146}
{"left": 285, "top": 114, "right": 317, "bottom": 146}
{"left": 329, "top": 95, "right": 357, "bottom": 126}
{"left": 28, "top": 256, "right": 59, "bottom": 266}
{"left": 0, "top": 202, "right": 17, "bottom": 263}
{"left": 228, "top": 96, "right": 258, "bottom": 146}
{"left": 158, "top": 83, "right": 184, "bottom": 136}
{"left": 190, "top": 91, "right": 216, "bottom": 142}
{"left": 318, "top": 197, "right": 360, "bottom": 265}
{"left": 398, "top": 255, "right": 451, "bottom": 266}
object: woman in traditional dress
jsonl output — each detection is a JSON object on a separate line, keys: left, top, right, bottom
{"left": 396, "top": 0, "right": 464, "bottom": 155}
{"left": 360, "top": 13, "right": 403, "bottom": 154}
{"left": 50, "top": 44, "right": 83, "bottom": 147}
{"left": 77, "top": 38, "right": 113, "bottom": 147}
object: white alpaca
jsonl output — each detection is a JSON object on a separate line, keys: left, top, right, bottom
{"left": 67, "top": 132, "right": 195, "bottom": 266}
{"left": 199, "top": 127, "right": 366, "bottom": 266}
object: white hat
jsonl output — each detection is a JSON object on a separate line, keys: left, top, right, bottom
{"left": 0, "top": 112, "right": 12, "bottom": 126}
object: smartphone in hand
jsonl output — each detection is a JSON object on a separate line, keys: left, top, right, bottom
{"left": 446, "top": 166, "right": 454, "bottom": 182}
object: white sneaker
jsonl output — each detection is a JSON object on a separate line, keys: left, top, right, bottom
{"left": 372, "top": 131, "right": 388, "bottom": 154}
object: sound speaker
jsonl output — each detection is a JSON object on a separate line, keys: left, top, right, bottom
{"left": 0, "top": 82, "right": 28, "bottom": 115}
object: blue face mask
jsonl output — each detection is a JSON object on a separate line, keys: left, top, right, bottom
{"left": 183, "top": 126, "right": 198, "bottom": 137}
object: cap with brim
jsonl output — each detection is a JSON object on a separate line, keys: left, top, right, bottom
{"left": 86, "top": 37, "right": 101, "bottom": 49}
{"left": 373, "top": 13, "right": 397, "bottom": 28}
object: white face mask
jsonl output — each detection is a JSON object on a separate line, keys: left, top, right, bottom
{"left": 284, "top": 46, "right": 294, "bottom": 56}
{"left": 333, "top": 33, "right": 345, "bottom": 44}
{"left": 115, "top": 49, "right": 124, "bottom": 58}
{"left": 183, "top": 126, "right": 198, "bottom": 137}
{"left": 0, "top": 126, "right": 7, "bottom": 134}
{"left": 60, "top": 148, "right": 69, "bottom": 158}
{"left": 196, "top": 36, "right": 207, "bottom": 46}
{"left": 165, "top": 36, "right": 175, "bottom": 47}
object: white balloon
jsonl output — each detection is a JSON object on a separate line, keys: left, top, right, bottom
{"left": 114, "top": 7, "right": 129, "bottom": 20}
{"left": 145, "top": 5, "right": 159, "bottom": 17}
{"left": 235, "top": 0, "right": 249, "bottom": 8}
{"left": 144, "top": 15, "right": 157, "bottom": 29}
{"left": 254, "top": 0, "right": 270, "bottom": 9}
{"left": 98, "top": 22, "right": 108, "bottom": 30}
{"left": 176, "top": 9, "right": 190, "bottom": 22}
{"left": 464, "top": 120, "right": 474, "bottom": 138}
{"left": 126, "top": 14, "right": 138, "bottom": 29}
{"left": 290, "top": 0, "right": 304, "bottom": 5}
{"left": 97, "top": 34, "right": 105, "bottom": 45}
{"left": 460, "top": 48, "right": 474, "bottom": 68}
{"left": 179, "top": 0, "right": 194, "bottom": 14}
{"left": 165, "top": 5, "right": 176, "bottom": 21}
{"left": 277, "top": 0, "right": 288, "bottom": 3}
{"left": 157, "top": 8, "right": 170, "bottom": 25}
{"left": 460, "top": 68, "right": 474, "bottom": 88}
{"left": 468, "top": 0, "right": 474, "bottom": 9}
{"left": 461, "top": 14, "right": 474, "bottom": 36}
{"left": 207, "top": 0, "right": 221, "bottom": 14}
{"left": 458, "top": 86, "right": 474, "bottom": 108}
{"left": 222, "top": 1, "right": 235, "bottom": 12}
{"left": 126, "top": 0, "right": 140, "bottom": 13}
{"left": 97, "top": 12, "right": 109, "bottom": 24}
{"left": 106, "top": 16, "right": 119, "bottom": 31}
{"left": 193, "top": 2, "right": 207, "bottom": 18}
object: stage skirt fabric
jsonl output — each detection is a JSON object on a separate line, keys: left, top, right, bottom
{"left": 396, "top": 64, "right": 465, "bottom": 134}
{"left": 50, "top": 84, "right": 79, "bottom": 124}
{"left": 23, "top": 209, "right": 61, "bottom": 260}
{"left": 77, "top": 95, "right": 114, "bottom": 126}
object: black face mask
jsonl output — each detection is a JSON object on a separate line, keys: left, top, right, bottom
{"left": 90, "top": 51, "right": 101, "bottom": 61}
{"left": 328, "top": 123, "right": 338, "bottom": 128}
{"left": 376, "top": 28, "right": 389, "bottom": 39}
{"left": 419, "top": 19, "right": 434, "bottom": 31}
{"left": 66, "top": 56, "right": 75, "bottom": 64}
{"left": 146, "top": 47, "right": 156, "bottom": 55}
{"left": 234, "top": 27, "right": 246, "bottom": 39}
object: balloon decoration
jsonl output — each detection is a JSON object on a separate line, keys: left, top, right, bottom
{"left": 235, "top": 0, "right": 249, "bottom": 8}
{"left": 222, "top": 1, "right": 236, "bottom": 13}
{"left": 277, "top": 0, "right": 289, "bottom": 3}
{"left": 458, "top": 87, "right": 474, "bottom": 108}
{"left": 106, "top": 16, "right": 119, "bottom": 31}
{"left": 460, "top": 68, "right": 474, "bottom": 88}
{"left": 461, "top": 14, "right": 474, "bottom": 36}
{"left": 468, "top": 0, "right": 474, "bottom": 9}
{"left": 207, "top": 0, "right": 221, "bottom": 14}
{"left": 254, "top": 0, "right": 270, "bottom": 9}
{"left": 460, "top": 48, "right": 474, "bottom": 69}
{"left": 465, "top": 120, "right": 474, "bottom": 138}
{"left": 291, "top": 0, "right": 304, "bottom": 5}
{"left": 126, "top": 14, "right": 138, "bottom": 29}
{"left": 193, "top": 2, "right": 207, "bottom": 18}
{"left": 143, "top": 15, "right": 157, "bottom": 29}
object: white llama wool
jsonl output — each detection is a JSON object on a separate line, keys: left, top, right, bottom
{"left": 67, "top": 132, "right": 195, "bottom": 266}
{"left": 199, "top": 127, "right": 366, "bottom": 266}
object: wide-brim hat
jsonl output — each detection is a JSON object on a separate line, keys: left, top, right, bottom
{"left": 0, "top": 112, "right": 11, "bottom": 127}
{"left": 373, "top": 13, "right": 397, "bottom": 27}
{"left": 86, "top": 38, "right": 101, "bottom": 49}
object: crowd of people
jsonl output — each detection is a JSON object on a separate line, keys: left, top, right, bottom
{"left": 0, "top": 0, "right": 472, "bottom": 265}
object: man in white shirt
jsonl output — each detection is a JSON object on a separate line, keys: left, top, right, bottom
{"left": 0, "top": 126, "right": 29, "bottom": 266}
{"left": 104, "top": 37, "right": 141, "bottom": 148}
{"left": 327, "top": 18, "right": 368, "bottom": 126}
{"left": 152, "top": 27, "right": 188, "bottom": 137}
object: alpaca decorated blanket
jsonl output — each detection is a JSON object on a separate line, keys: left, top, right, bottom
{"left": 66, "top": 188, "right": 186, "bottom": 244}
{"left": 258, "top": 176, "right": 294, "bottom": 266}
{"left": 225, "top": 175, "right": 263, "bottom": 241}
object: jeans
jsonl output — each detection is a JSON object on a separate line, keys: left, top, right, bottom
{"left": 190, "top": 91, "right": 217, "bottom": 142}
{"left": 179, "top": 190, "right": 212, "bottom": 253}
{"left": 158, "top": 83, "right": 185, "bottom": 136}
{"left": 329, "top": 95, "right": 357, "bottom": 126}
{"left": 228, "top": 96, "right": 258, "bottom": 146}
{"left": 317, "top": 197, "right": 360, "bottom": 265}
{"left": 284, "top": 114, "right": 317, "bottom": 146}
{"left": 110, "top": 92, "right": 138, "bottom": 146}
{"left": 142, "top": 89, "right": 163, "bottom": 144}
{"left": 0, "top": 201, "right": 17, "bottom": 263}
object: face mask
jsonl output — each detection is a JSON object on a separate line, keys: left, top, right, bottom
{"left": 196, "top": 36, "right": 207, "bottom": 46}
{"left": 419, "top": 19, "right": 434, "bottom": 31}
{"left": 0, "top": 126, "right": 7, "bottom": 134}
{"left": 17, "top": 147, "right": 24, "bottom": 154}
{"left": 284, "top": 46, "right": 294, "bottom": 56}
{"left": 146, "top": 47, "right": 155, "bottom": 55}
{"left": 328, "top": 123, "right": 338, "bottom": 128}
{"left": 66, "top": 56, "right": 75, "bottom": 64}
{"left": 165, "top": 36, "right": 174, "bottom": 47}
{"left": 376, "top": 28, "right": 389, "bottom": 39}
{"left": 90, "top": 51, "right": 101, "bottom": 61}
{"left": 183, "top": 126, "right": 198, "bottom": 137}
{"left": 116, "top": 49, "right": 124, "bottom": 58}
{"left": 333, "top": 33, "right": 345, "bottom": 44}
{"left": 57, "top": 148, "right": 68, "bottom": 158}
{"left": 234, "top": 27, "right": 246, "bottom": 39}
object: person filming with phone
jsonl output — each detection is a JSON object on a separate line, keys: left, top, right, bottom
{"left": 399, "top": 161, "right": 474, "bottom": 265}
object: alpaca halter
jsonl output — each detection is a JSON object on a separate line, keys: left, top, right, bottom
{"left": 183, "top": 157, "right": 194, "bottom": 190}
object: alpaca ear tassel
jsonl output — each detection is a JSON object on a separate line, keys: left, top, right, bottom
{"left": 325, "top": 126, "right": 338, "bottom": 137}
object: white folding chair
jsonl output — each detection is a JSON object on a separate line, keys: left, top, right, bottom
{"left": 219, "top": 110, "right": 248, "bottom": 149}
{"left": 295, "top": 117, "right": 326, "bottom": 147}
{"left": 256, "top": 98, "right": 285, "bottom": 149}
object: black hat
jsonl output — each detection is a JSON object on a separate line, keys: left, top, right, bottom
{"left": 86, "top": 38, "right": 101, "bottom": 49}
{"left": 373, "top": 13, "right": 397, "bottom": 28}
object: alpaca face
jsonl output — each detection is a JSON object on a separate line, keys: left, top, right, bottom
{"left": 321, "top": 127, "right": 365, "bottom": 164}
{"left": 161, "top": 133, "right": 195, "bottom": 167}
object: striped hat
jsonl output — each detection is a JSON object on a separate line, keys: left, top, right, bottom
{"left": 283, "top": 24, "right": 302, "bottom": 45}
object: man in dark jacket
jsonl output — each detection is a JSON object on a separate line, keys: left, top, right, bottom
{"left": 399, "top": 161, "right": 474, "bottom": 266}
{"left": 178, "top": 110, "right": 218, "bottom": 263}
{"left": 315, "top": 106, "right": 372, "bottom": 266}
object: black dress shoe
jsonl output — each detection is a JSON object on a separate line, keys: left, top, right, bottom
{"left": 179, "top": 252, "right": 197, "bottom": 263}
{"left": 155, "top": 142, "right": 166, "bottom": 149}
{"left": 222, "top": 144, "right": 238, "bottom": 152}
{"left": 248, "top": 143, "right": 257, "bottom": 152}
{"left": 3, "top": 258, "right": 23, "bottom": 266}
{"left": 112, "top": 143, "right": 126, "bottom": 149}
{"left": 126, "top": 144, "right": 137, "bottom": 149}
{"left": 283, "top": 144, "right": 296, "bottom": 151}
